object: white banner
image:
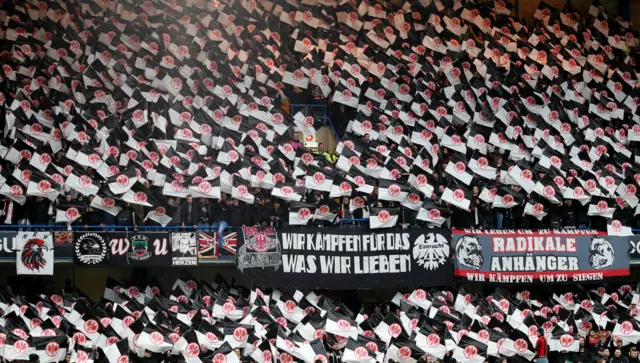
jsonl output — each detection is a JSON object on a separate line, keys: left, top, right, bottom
{"left": 16, "top": 231, "right": 54, "bottom": 275}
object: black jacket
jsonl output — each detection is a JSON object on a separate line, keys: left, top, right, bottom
{"left": 116, "top": 207, "right": 136, "bottom": 226}
{"left": 196, "top": 201, "right": 212, "bottom": 224}
{"left": 211, "top": 201, "right": 229, "bottom": 222}
{"left": 271, "top": 206, "right": 287, "bottom": 226}
{"left": 576, "top": 205, "right": 590, "bottom": 226}
{"left": 28, "top": 198, "right": 51, "bottom": 224}
{"left": 180, "top": 202, "right": 201, "bottom": 226}
{"left": 451, "top": 209, "right": 472, "bottom": 229}
{"left": 610, "top": 356, "right": 628, "bottom": 363}
{"left": 563, "top": 203, "right": 577, "bottom": 227}
{"left": 229, "top": 203, "right": 244, "bottom": 226}
{"left": 254, "top": 203, "right": 271, "bottom": 224}
{"left": 84, "top": 207, "right": 102, "bottom": 226}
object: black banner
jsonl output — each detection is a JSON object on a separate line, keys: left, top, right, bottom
{"left": 106, "top": 232, "right": 172, "bottom": 266}
{"left": 0, "top": 231, "right": 16, "bottom": 259}
{"left": 236, "top": 226, "right": 453, "bottom": 289}
{"left": 73, "top": 232, "right": 109, "bottom": 266}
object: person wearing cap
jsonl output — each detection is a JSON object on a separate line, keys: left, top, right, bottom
{"left": 535, "top": 328, "right": 549, "bottom": 363}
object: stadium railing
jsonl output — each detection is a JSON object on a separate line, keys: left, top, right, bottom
{"left": 0, "top": 223, "right": 232, "bottom": 231}
{"left": 2, "top": 223, "right": 634, "bottom": 232}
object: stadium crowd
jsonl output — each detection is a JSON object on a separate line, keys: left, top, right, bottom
{"left": 1, "top": 0, "right": 640, "bottom": 234}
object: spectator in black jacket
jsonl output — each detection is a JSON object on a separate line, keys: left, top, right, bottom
{"left": 83, "top": 196, "right": 102, "bottom": 229}
{"left": 181, "top": 196, "right": 200, "bottom": 229}
{"left": 229, "top": 199, "right": 244, "bottom": 231}
{"left": 196, "top": 198, "right": 212, "bottom": 227}
{"left": 563, "top": 200, "right": 577, "bottom": 229}
{"left": 116, "top": 203, "right": 136, "bottom": 227}
{"left": 610, "top": 349, "right": 627, "bottom": 363}
{"left": 569, "top": 337, "right": 592, "bottom": 363}
{"left": 577, "top": 204, "right": 590, "bottom": 229}
{"left": 28, "top": 197, "right": 51, "bottom": 225}
{"left": 628, "top": 348, "right": 640, "bottom": 363}
{"left": 102, "top": 209, "right": 117, "bottom": 229}
{"left": 477, "top": 200, "right": 494, "bottom": 229}
{"left": 209, "top": 196, "right": 230, "bottom": 246}
{"left": 254, "top": 197, "right": 271, "bottom": 225}
{"left": 167, "top": 198, "right": 181, "bottom": 226}
{"left": 270, "top": 200, "right": 287, "bottom": 227}
{"left": 451, "top": 209, "right": 471, "bottom": 229}
{"left": 548, "top": 204, "right": 563, "bottom": 229}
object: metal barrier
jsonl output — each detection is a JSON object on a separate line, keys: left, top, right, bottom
{"left": 0, "top": 223, "right": 232, "bottom": 231}
{"left": 338, "top": 218, "right": 369, "bottom": 225}
{"left": 1, "top": 223, "right": 634, "bottom": 233}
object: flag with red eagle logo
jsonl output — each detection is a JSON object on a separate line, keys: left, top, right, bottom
{"left": 452, "top": 335, "right": 487, "bottom": 363}
{"left": 3, "top": 332, "right": 36, "bottom": 361}
{"left": 107, "top": 168, "right": 138, "bottom": 195}
{"left": 500, "top": 329, "right": 536, "bottom": 361}
{"left": 211, "top": 292, "right": 247, "bottom": 322}
{"left": 231, "top": 176, "right": 255, "bottom": 204}
{"left": 26, "top": 169, "right": 61, "bottom": 202}
{"left": 415, "top": 325, "right": 446, "bottom": 359}
{"left": 325, "top": 310, "right": 358, "bottom": 341}
{"left": 445, "top": 152, "right": 474, "bottom": 186}
{"left": 548, "top": 326, "right": 580, "bottom": 352}
{"left": 373, "top": 313, "right": 406, "bottom": 345}
{"left": 369, "top": 207, "right": 399, "bottom": 229}
{"left": 294, "top": 311, "right": 326, "bottom": 341}
{"left": 174, "top": 330, "right": 203, "bottom": 363}
{"left": 55, "top": 200, "right": 88, "bottom": 224}
{"left": 103, "top": 337, "right": 130, "bottom": 363}
{"left": 70, "top": 344, "right": 95, "bottom": 363}
{"left": 612, "top": 313, "right": 640, "bottom": 346}
{"left": 343, "top": 338, "right": 379, "bottom": 363}
{"left": 379, "top": 179, "right": 410, "bottom": 202}
{"left": 134, "top": 323, "right": 175, "bottom": 353}
{"left": 442, "top": 180, "right": 473, "bottom": 211}
{"left": 195, "top": 320, "right": 226, "bottom": 351}
{"left": 384, "top": 335, "right": 424, "bottom": 363}
{"left": 222, "top": 324, "right": 253, "bottom": 349}
{"left": 201, "top": 342, "right": 240, "bottom": 363}
{"left": 417, "top": 200, "right": 451, "bottom": 227}
{"left": 251, "top": 339, "right": 278, "bottom": 363}
{"left": 33, "top": 335, "right": 69, "bottom": 363}
{"left": 298, "top": 338, "right": 329, "bottom": 363}
{"left": 304, "top": 165, "right": 334, "bottom": 193}
{"left": 16, "top": 232, "right": 53, "bottom": 275}
{"left": 289, "top": 202, "right": 317, "bottom": 226}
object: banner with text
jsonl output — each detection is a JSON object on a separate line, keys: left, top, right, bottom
{"left": 453, "top": 229, "right": 631, "bottom": 284}
{"left": 106, "top": 232, "right": 172, "bottom": 267}
{"left": 0, "top": 231, "right": 17, "bottom": 259}
{"left": 236, "top": 226, "right": 453, "bottom": 289}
